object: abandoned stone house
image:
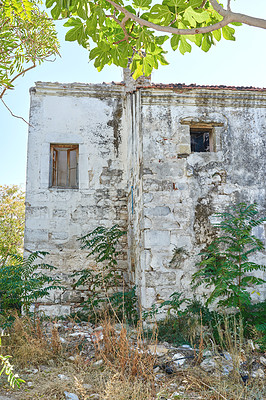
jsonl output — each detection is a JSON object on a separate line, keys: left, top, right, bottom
{"left": 24, "top": 72, "right": 266, "bottom": 316}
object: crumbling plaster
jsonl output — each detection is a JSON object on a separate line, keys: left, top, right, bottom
{"left": 25, "top": 81, "right": 266, "bottom": 315}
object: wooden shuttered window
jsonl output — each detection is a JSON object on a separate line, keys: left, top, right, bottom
{"left": 50, "top": 144, "right": 79, "bottom": 188}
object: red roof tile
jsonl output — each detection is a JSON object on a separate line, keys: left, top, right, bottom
{"left": 135, "top": 83, "right": 266, "bottom": 92}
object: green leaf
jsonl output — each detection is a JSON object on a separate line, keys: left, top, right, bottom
{"left": 149, "top": 5, "right": 173, "bottom": 26}
{"left": 156, "top": 35, "right": 169, "bottom": 45}
{"left": 213, "top": 29, "right": 221, "bottom": 42}
{"left": 183, "top": 6, "right": 210, "bottom": 27}
{"left": 222, "top": 25, "right": 236, "bottom": 41}
{"left": 77, "top": 2, "right": 88, "bottom": 20}
{"left": 51, "top": 3, "right": 61, "bottom": 20}
{"left": 201, "top": 35, "right": 211, "bottom": 52}
{"left": 170, "top": 34, "right": 180, "bottom": 51}
{"left": 64, "top": 18, "right": 85, "bottom": 45}
{"left": 133, "top": 0, "right": 152, "bottom": 10}
{"left": 132, "top": 62, "right": 144, "bottom": 80}
{"left": 179, "top": 36, "right": 191, "bottom": 54}
{"left": 111, "top": 42, "right": 131, "bottom": 68}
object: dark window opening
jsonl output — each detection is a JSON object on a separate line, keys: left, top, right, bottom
{"left": 50, "top": 144, "right": 79, "bottom": 188}
{"left": 190, "top": 127, "right": 213, "bottom": 153}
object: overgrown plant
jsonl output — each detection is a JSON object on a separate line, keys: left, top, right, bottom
{"left": 0, "top": 185, "right": 25, "bottom": 266}
{"left": 192, "top": 203, "right": 266, "bottom": 312}
{"left": 0, "top": 251, "right": 62, "bottom": 314}
{"left": 73, "top": 225, "right": 127, "bottom": 317}
{"left": 110, "top": 286, "right": 138, "bottom": 324}
{"left": 0, "top": 333, "right": 24, "bottom": 388}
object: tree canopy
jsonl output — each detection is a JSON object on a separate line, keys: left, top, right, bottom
{"left": 1, "top": 0, "right": 266, "bottom": 99}
{"left": 0, "top": 0, "right": 59, "bottom": 100}
{"left": 45, "top": 0, "right": 266, "bottom": 78}
{"left": 0, "top": 185, "right": 25, "bottom": 267}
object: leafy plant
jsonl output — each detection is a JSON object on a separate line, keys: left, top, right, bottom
{"left": 160, "top": 291, "right": 189, "bottom": 317}
{"left": 45, "top": 0, "right": 266, "bottom": 78}
{"left": 73, "top": 225, "right": 127, "bottom": 317}
{"left": 110, "top": 286, "right": 138, "bottom": 324}
{"left": 0, "top": 354, "right": 24, "bottom": 388}
{"left": 240, "top": 300, "right": 266, "bottom": 350}
{"left": 0, "top": 333, "right": 24, "bottom": 388}
{"left": 0, "top": 185, "right": 25, "bottom": 266}
{"left": 0, "top": 1, "right": 59, "bottom": 100}
{"left": 0, "top": 251, "right": 63, "bottom": 314}
{"left": 192, "top": 203, "right": 266, "bottom": 312}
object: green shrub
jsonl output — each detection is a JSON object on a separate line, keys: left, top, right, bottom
{"left": 109, "top": 286, "right": 139, "bottom": 324}
{"left": 73, "top": 225, "right": 128, "bottom": 318}
{"left": 0, "top": 251, "right": 62, "bottom": 314}
{"left": 192, "top": 203, "right": 266, "bottom": 312}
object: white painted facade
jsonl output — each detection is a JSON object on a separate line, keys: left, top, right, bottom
{"left": 25, "top": 78, "right": 266, "bottom": 315}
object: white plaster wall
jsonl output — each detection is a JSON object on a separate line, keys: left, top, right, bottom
{"left": 138, "top": 88, "right": 266, "bottom": 308}
{"left": 25, "top": 82, "right": 266, "bottom": 314}
{"left": 25, "top": 82, "right": 129, "bottom": 312}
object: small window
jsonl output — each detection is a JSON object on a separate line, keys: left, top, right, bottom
{"left": 190, "top": 127, "right": 213, "bottom": 152}
{"left": 50, "top": 144, "right": 79, "bottom": 188}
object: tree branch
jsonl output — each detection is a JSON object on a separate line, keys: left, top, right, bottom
{"left": 105, "top": 0, "right": 232, "bottom": 35}
{"left": 105, "top": 0, "right": 266, "bottom": 36}
{"left": 0, "top": 63, "right": 36, "bottom": 99}
{"left": 1, "top": 98, "right": 32, "bottom": 126}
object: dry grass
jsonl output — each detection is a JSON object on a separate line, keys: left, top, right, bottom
{"left": 97, "top": 318, "right": 156, "bottom": 384}
{"left": 1, "top": 314, "right": 265, "bottom": 400}
{"left": 103, "top": 373, "right": 154, "bottom": 400}
{"left": 4, "top": 314, "right": 62, "bottom": 367}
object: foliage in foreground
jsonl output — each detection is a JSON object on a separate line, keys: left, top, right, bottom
{"left": 0, "top": 0, "right": 59, "bottom": 99}
{"left": 72, "top": 225, "right": 127, "bottom": 319}
{"left": 0, "top": 251, "right": 63, "bottom": 314}
{"left": 144, "top": 203, "right": 266, "bottom": 349}
{"left": 0, "top": 185, "right": 25, "bottom": 266}
{"left": 46, "top": 0, "right": 242, "bottom": 79}
{"left": 192, "top": 203, "right": 266, "bottom": 312}
{"left": 0, "top": 333, "right": 24, "bottom": 388}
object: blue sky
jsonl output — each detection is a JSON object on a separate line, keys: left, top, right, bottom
{"left": 1, "top": 0, "right": 266, "bottom": 188}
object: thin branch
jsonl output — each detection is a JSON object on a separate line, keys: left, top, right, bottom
{"left": 105, "top": 0, "right": 232, "bottom": 35}
{"left": 105, "top": 0, "right": 266, "bottom": 35}
{"left": 227, "top": 0, "right": 231, "bottom": 11}
{"left": 1, "top": 98, "right": 32, "bottom": 126}
{"left": 0, "top": 63, "right": 36, "bottom": 99}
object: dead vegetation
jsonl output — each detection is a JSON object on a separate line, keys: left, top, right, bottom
{"left": 0, "top": 314, "right": 265, "bottom": 400}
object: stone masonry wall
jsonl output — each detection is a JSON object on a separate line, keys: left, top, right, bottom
{"left": 137, "top": 87, "right": 266, "bottom": 309}
{"left": 25, "top": 81, "right": 266, "bottom": 315}
{"left": 25, "top": 82, "right": 129, "bottom": 316}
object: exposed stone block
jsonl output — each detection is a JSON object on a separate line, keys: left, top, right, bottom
{"left": 144, "top": 230, "right": 171, "bottom": 248}
{"left": 145, "top": 206, "right": 171, "bottom": 217}
{"left": 145, "top": 271, "right": 176, "bottom": 286}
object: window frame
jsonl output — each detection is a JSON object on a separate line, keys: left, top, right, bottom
{"left": 49, "top": 144, "right": 79, "bottom": 189}
{"left": 190, "top": 125, "right": 214, "bottom": 153}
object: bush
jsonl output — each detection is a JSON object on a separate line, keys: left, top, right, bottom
{"left": 192, "top": 203, "right": 266, "bottom": 312}
{"left": 0, "top": 251, "right": 62, "bottom": 314}
{"left": 72, "top": 225, "right": 128, "bottom": 319}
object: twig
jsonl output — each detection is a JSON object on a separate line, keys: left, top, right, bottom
{"left": 1, "top": 98, "right": 32, "bottom": 126}
{"left": 227, "top": 0, "right": 231, "bottom": 11}
{"left": 105, "top": 0, "right": 266, "bottom": 34}
{"left": 187, "top": 374, "right": 228, "bottom": 400}
{"left": 0, "top": 63, "right": 36, "bottom": 99}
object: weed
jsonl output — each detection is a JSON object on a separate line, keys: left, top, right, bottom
{"left": 192, "top": 203, "right": 266, "bottom": 312}
{"left": 0, "top": 251, "right": 63, "bottom": 314}
{"left": 73, "top": 225, "right": 127, "bottom": 319}
{"left": 109, "top": 286, "right": 139, "bottom": 324}
{"left": 98, "top": 317, "right": 156, "bottom": 386}
{"left": 5, "top": 315, "right": 61, "bottom": 367}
